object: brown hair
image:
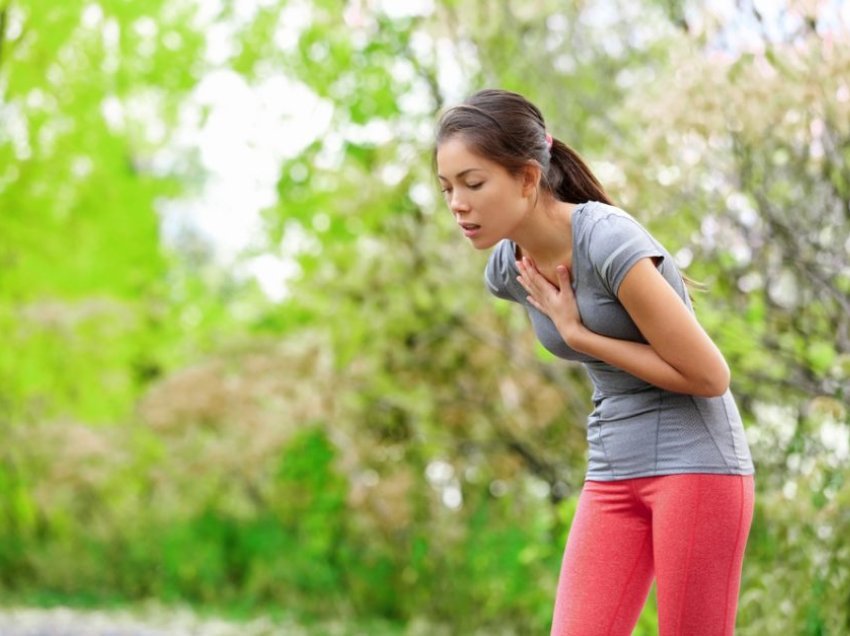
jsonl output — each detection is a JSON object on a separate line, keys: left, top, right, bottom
{"left": 434, "top": 88, "right": 613, "bottom": 205}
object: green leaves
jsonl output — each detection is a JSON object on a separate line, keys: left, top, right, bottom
{"left": 2, "top": 1, "right": 850, "bottom": 633}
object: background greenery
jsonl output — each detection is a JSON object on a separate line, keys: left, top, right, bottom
{"left": 2, "top": 0, "right": 849, "bottom": 633}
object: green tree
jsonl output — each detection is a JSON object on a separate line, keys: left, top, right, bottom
{"left": 2, "top": 1, "right": 848, "bottom": 633}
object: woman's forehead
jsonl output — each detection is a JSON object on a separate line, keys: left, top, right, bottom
{"left": 436, "top": 137, "right": 493, "bottom": 178}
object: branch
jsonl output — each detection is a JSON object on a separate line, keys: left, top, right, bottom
{"left": 479, "top": 404, "right": 575, "bottom": 505}
{"left": 663, "top": 0, "right": 691, "bottom": 33}
{"left": 402, "top": 19, "right": 443, "bottom": 115}
{"left": 0, "top": 4, "right": 8, "bottom": 70}
{"left": 503, "top": 434, "right": 573, "bottom": 504}
{"left": 459, "top": 320, "right": 587, "bottom": 405}
{"left": 755, "top": 194, "right": 850, "bottom": 319}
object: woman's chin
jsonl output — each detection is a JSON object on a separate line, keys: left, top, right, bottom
{"left": 465, "top": 232, "right": 499, "bottom": 250}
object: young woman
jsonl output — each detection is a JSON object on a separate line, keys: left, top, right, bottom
{"left": 435, "top": 89, "right": 755, "bottom": 635}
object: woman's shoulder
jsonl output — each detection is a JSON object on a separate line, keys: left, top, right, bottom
{"left": 487, "top": 237, "right": 516, "bottom": 267}
{"left": 576, "top": 201, "right": 658, "bottom": 248}
{"left": 484, "top": 238, "right": 519, "bottom": 301}
{"left": 575, "top": 201, "right": 668, "bottom": 296}
{"left": 576, "top": 200, "right": 641, "bottom": 229}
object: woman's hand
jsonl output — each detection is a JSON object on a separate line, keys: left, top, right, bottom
{"left": 516, "top": 256, "right": 584, "bottom": 342}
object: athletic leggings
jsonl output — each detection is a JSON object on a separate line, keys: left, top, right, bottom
{"left": 550, "top": 473, "right": 755, "bottom": 636}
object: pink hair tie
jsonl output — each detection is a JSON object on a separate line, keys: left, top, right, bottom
{"left": 545, "top": 133, "right": 553, "bottom": 151}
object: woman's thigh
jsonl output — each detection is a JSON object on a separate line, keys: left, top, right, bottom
{"left": 550, "top": 480, "right": 655, "bottom": 636}
{"left": 644, "top": 473, "right": 755, "bottom": 636}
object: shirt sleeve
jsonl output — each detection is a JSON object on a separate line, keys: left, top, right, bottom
{"left": 483, "top": 240, "right": 519, "bottom": 302}
{"left": 588, "top": 212, "right": 665, "bottom": 297}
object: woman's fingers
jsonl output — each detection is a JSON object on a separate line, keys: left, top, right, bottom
{"left": 518, "top": 258, "right": 537, "bottom": 282}
{"left": 519, "top": 258, "right": 552, "bottom": 292}
{"left": 517, "top": 262, "right": 538, "bottom": 295}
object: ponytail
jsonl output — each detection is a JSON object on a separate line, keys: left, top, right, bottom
{"left": 546, "top": 137, "right": 614, "bottom": 205}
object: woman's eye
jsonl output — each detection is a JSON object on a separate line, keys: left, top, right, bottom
{"left": 467, "top": 182, "right": 483, "bottom": 190}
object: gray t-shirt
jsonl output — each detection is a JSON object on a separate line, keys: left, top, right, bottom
{"left": 484, "top": 200, "right": 755, "bottom": 481}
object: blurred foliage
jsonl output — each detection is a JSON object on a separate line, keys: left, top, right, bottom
{"left": 2, "top": 0, "right": 850, "bottom": 634}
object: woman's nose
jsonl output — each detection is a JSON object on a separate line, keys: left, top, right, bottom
{"left": 450, "top": 192, "right": 469, "bottom": 213}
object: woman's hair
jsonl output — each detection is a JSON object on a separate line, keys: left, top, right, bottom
{"left": 434, "top": 88, "right": 613, "bottom": 205}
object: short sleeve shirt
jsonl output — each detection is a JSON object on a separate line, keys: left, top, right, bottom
{"left": 484, "top": 201, "right": 755, "bottom": 481}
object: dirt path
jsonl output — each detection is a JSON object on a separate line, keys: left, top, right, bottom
{"left": 0, "top": 606, "right": 309, "bottom": 636}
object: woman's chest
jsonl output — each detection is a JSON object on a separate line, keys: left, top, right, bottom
{"left": 525, "top": 282, "right": 647, "bottom": 362}
{"left": 574, "top": 286, "right": 647, "bottom": 343}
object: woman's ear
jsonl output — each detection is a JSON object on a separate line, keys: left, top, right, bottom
{"left": 519, "top": 163, "right": 542, "bottom": 197}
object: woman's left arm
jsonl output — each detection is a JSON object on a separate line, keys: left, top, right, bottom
{"left": 517, "top": 257, "right": 730, "bottom": 397}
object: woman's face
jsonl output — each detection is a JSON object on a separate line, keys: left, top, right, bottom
{"left": 436, "top": 136, "right": 533, "bottom": 249}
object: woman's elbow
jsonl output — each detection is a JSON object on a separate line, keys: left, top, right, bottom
{"left": 693, "top": 362, "right": 730, "bottom": 398}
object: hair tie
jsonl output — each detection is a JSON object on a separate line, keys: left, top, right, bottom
{"left": 545, "top": 133, "right": 553, "bottom": 151}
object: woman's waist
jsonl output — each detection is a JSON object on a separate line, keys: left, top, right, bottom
{"left": 588, "top": 386, "right": 739, "bottom": 426}
{"left": 584, "top": 361, "right": 658, "bottom": 400}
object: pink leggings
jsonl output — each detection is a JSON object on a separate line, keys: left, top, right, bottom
{"left": 551, "top": 473, "right": 755, "bottom": 636}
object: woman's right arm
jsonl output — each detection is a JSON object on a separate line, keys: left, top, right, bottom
{"left": 565, "top": 258, "right": 730, "bottom": 397}
{"left": 517, "top": 255, "right": 729, "bottom": 397}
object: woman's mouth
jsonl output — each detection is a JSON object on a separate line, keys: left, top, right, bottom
{"left": 459, "top": 223, "right": 481, "bottom": 238}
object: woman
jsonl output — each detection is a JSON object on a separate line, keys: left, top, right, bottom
{"left": 434, "top": 89, "right": 755, "bottom": 635}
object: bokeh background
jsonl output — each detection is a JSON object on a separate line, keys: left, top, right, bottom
{"left": 2, "top": 0, "right": 850, "bottom": 634}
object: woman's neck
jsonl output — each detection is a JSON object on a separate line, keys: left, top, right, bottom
{"left": 510, "top": 198, "right": 577, "bottom": 271}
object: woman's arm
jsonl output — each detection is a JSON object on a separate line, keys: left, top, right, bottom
{"left": 516, "top": 257, "right": 730, "bottom": 397}
{"left": 567, "top": 257, "right": 730, "bottom": 396}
